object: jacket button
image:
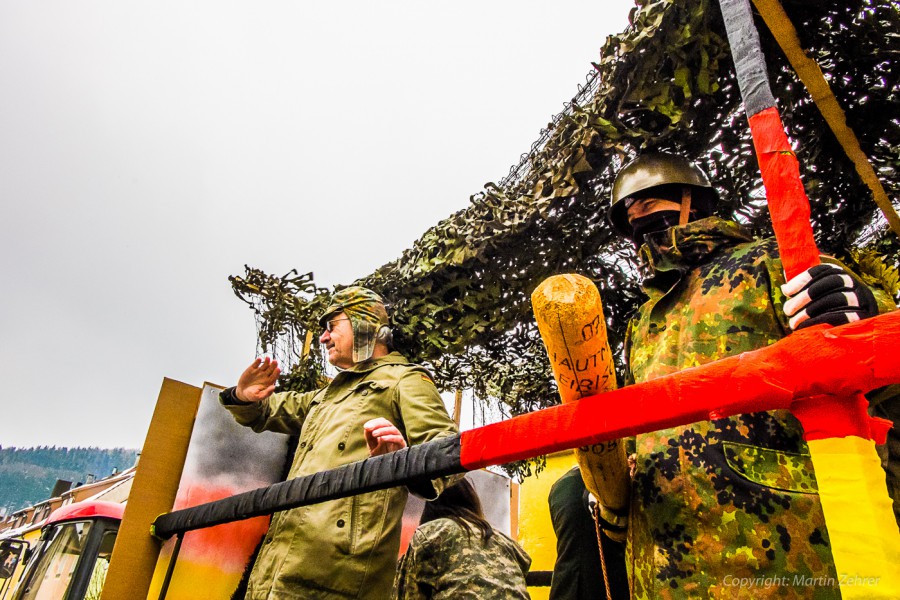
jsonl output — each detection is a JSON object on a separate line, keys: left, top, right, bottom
{"left": 362, "top": 390, "right": 369, "bottom": 396}
{"left": 300, "top": 441, "right": 306, "bottom": 448}
{"left": 307, "top": 443, "right": 313, "bottom": 451}
{"left": 336, "top": 519, "right": 345, "bottom": 528}
{"left": 338, "top": 442, "right": 345, "bottom": 451}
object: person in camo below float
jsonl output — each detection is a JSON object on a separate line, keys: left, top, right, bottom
{"left": 221, "top": 286, "right": 460, "bottom": 600}
{"left": 595, "top": 152, "right": 898, "bottom": 598}
{"left": 393, "top": 476, "right": 531, "bottom": 600}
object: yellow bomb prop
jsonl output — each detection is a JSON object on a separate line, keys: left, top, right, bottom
{"left": 531, "top": 274, "right": 616, "bottom": 402}
{"left": 531, "top": 274, "right": 630, "bottom": 522}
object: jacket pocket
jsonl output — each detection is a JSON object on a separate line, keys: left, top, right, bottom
{"left": 319, "top": 497, "right": 353, "bottom": 555}
{"left": 723, "top": 441, "right": 819, "bottom": 494}
{"left": 349, "top": 379, "right": 390, "bottom": 400}
{"left": 350, "top": 380, "right": 403, "bottom": 426}
{"left": 350, "top": 488, "right": 387, "bottom": 556}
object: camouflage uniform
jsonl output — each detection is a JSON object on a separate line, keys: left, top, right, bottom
{"left": 392, "top": 517, "right": 532, "bottom": 600}
{"left": 623, "top": 216, "right": 896, "bottom": 599}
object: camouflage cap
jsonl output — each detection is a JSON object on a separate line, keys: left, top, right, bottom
{"left": 319, "top": 286, "right": 389, "bottom": 363}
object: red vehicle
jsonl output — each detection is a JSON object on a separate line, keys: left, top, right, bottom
{"left": 6, "top": 501, "right": 123, "bottom": 600}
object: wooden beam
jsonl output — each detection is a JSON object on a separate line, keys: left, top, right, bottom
{"left": 100, "top": 378, "right": 200, "bottom": 600}
{"left": 752, "top": 0, "right": 900, "bottom": 239}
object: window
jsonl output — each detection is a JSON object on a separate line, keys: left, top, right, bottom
{"left": 82, "top": 530, "right": 116, "bottom": 600}
{"left": 18, "top": 521, "right": 92, "bottom": 600}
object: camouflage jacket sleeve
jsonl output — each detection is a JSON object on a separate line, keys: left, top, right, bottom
{"left": 392, "top": 530, "right": 433, "bottom": 600}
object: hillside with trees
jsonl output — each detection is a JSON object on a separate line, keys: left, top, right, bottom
{"left": 0, "top": 446, "right": 138, "bottom": 514}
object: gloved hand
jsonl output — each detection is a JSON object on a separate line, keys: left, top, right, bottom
{"left": 781, "top": 263, "right": 878, "bottom": 330}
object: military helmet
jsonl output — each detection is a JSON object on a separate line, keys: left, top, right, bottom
{"left": 608, "top": 152, "right": 717, "bottom": 237}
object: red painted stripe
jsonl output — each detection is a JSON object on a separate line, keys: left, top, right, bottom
{"left": 748, "top": 107, "right": 821, "bottom": 279}
{"left": 793, "top": 393, "right": 892, "bottom": 444}
{"left": 459, "top": 311, "right": 900, "bottom": 470}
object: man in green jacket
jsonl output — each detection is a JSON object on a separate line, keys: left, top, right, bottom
{"left": 597, "top": 153, "right": 898, "bottom": 598}
{"left": 221, "top": 286, "right": 460, "bottom": 600}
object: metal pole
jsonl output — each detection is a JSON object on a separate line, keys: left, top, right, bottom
{"left": 156, "top": 533, "right": 184, "bottom": 600}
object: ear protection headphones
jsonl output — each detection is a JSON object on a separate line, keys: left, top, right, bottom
{"left": 376, "top": 301, "right": 395, "bottom": 349}
{"left": 375, "top": 324, "right": 394, "bottom": 349}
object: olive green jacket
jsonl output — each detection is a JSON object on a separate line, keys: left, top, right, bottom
{"left": 623, "top": 217, "right": 896, "bottom": 599}
{"left": 223, "top": 352, "right": 459, "bottom": 600}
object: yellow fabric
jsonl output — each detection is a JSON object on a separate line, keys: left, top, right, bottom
{"left": 807, "top": 436, "right": 900, "bottom": 598}
{"left": 517, "top": 451, "right": 578, "bottom": 600}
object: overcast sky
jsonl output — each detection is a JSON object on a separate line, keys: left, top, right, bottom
{"left": 0, "top": 1, "right": 630, "bottom": 449}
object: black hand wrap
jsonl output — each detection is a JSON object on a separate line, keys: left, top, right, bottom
{"left": 781, "top": 263, "right": 878, "bottom": 330}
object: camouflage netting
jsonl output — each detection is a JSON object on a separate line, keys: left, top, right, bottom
{"left": 231, "top": 0, "right": 900, "bottom": 477}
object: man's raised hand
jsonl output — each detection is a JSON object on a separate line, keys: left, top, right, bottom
{"left": 236, "top": 357, "right": 281, "bottom": 403}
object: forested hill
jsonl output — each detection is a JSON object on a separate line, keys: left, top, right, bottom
{"left": 0, "top": 446, "right": 139, "bottom": 514}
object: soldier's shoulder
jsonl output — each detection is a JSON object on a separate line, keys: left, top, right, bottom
{"left": 697, "top": 235, "right": 782, "bottom": 295}
{"left": 417, "top": 517, "right": 463, "bottom": 536}
{"left": 367, "top": 354, "right": 414, "bottom": 375}
{"left": 385, "top": 359, "right": 438, "bottom": 385}
{"left": 723, "top": 235, "right": 780, "bottom": 262}
{"left": 709, "top": 235, "right": 781, "bottom": 277}
{"left": 411, "top": 518, "right": 466, "bottom": 551}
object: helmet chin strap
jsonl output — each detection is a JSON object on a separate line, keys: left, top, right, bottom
{"left": 679, "top": 186, "right": 692, "bottom": 225}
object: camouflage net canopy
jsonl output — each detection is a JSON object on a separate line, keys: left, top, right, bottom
{"left": 231, "top": 0, "right": 900, "bottom": 476}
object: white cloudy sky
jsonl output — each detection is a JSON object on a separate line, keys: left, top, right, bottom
{"left": 0, "top": 1, "right": 630, "bottom": 449}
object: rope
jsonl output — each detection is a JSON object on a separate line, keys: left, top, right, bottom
{"left": 591, "top": 503, "right": 614, "bottom": 600}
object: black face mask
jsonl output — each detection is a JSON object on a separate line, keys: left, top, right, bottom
{"left": 630, "top": 210, "right": 681, "bottom": 247}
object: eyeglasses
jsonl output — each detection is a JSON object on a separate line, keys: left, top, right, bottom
{"left": 324, "top": 318, "right": 351, "bottom": 333}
